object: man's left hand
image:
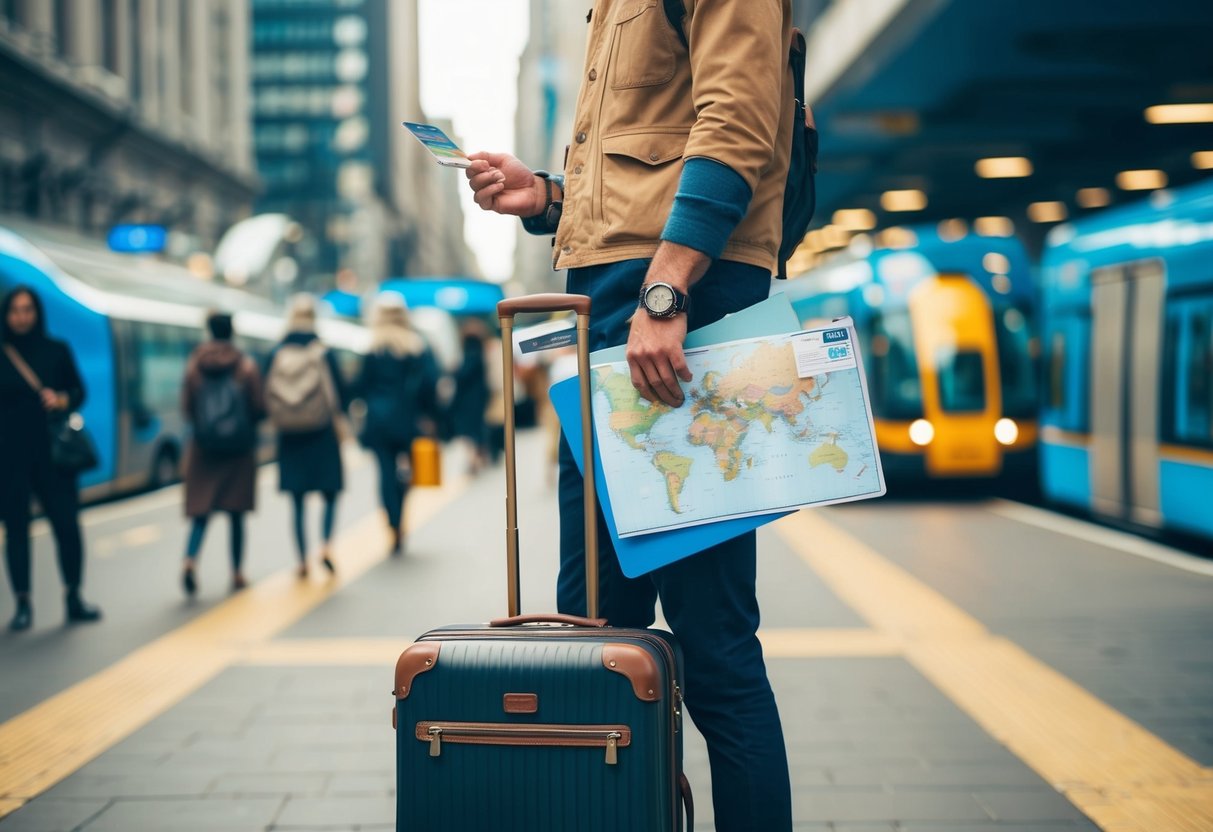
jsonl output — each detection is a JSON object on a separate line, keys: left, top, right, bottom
{"left": 626, "top": 312, "right": 690, "bottom": 408}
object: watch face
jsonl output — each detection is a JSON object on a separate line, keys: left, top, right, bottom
{"left": 645, "top": 284, "right": 676, "bottom": 314}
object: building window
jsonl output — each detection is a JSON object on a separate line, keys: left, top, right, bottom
{"left": 54, "top": 0, "right": 70, "bottom": 58}
{"left": 178, "top": 0, "right": 190, "bottom": 114}
{"left": 101, "top": 0, "right": 119, "bottom": 72}
{"left": 1, "top": 0, "right": 18, "bottom": 27}
{"left": 129, "top": 0, "right": 142, "bottom": 100}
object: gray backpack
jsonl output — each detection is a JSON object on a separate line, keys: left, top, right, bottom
{"left": 266, "top": 341, "right": 336, "bottom": 433}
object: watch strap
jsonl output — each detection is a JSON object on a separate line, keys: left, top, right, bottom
{"left": 521, "top": 170, "right": 564, "bottom": 236}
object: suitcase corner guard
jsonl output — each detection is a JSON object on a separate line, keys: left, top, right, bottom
{"left": 602, "top": 643, "right": 664, "bottom": 702}
{"left": 395, "top": 642, "right": 440, "bottom": 698}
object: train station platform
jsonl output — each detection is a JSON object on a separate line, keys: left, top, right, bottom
{"left": 0, "top": 431, "right": 1211, "bottom": 831}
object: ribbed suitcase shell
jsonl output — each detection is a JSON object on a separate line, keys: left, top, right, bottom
{"left": 395, "top": 627, "right": 683, "bottom": 832}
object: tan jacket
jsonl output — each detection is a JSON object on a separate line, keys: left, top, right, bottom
{"left": 554, "top": 0, "right": 794, "bottom": 275}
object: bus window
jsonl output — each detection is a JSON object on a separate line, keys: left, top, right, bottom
{"left": 936, "top": 349, "right": 986, "bottom": 413}
{"left": 867, "top": 311, "right": 922, "bottom": 419}
{"left": 995, "top": 306, "right": 1037, "bottom": 418}
{"left": 1170, "top": 305, "right": 1213, "bottom": 447}
{"left": 1047, "top": 330, "right": 1066, "bottom": 412}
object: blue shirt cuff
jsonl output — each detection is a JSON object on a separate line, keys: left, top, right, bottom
{"left": 660, "top": 158, "right": 753, "bottom": 259}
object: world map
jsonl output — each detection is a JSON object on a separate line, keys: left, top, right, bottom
{"left": 591, "top": 332, "right": 883, "bottom": 537}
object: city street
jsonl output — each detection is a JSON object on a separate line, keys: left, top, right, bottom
{"left": 1, "top": 431, "right": 1210, "bottom": 831}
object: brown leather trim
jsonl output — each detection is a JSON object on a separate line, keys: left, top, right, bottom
{"left": 489, "top": 613, "right": 608, "bottom": 628}
{"left": 394, "top": 642, "right": 440, "bottom": 698}
{"left": 503, "top": 693, "right": 539, "bottom": 714}
{"left": 415, "top": 721, "right": 630, "bottom": 748}
{"left": 602, "top": 643, "right": 663, "bottom": 702}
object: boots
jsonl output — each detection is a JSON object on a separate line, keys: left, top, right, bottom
{"left": 65, "top": 589, "right": 102, "bottom": 624}
{"left": 8, "top": 596, "right": 32, "bottom": 631}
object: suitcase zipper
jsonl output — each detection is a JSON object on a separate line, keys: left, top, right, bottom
{"left": 417, "top": 722, "right": 630, "bottom": 765}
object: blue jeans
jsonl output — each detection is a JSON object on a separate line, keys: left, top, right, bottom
{"left": 558, "top": 259, "right": 793, "bottom": 832}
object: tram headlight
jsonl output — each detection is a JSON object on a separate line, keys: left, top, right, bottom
{"left": 994, "top": 418, "right": 1019, "bottom": 446}
{"left": 909, "top": 419, "right": 935, "bottom": 446}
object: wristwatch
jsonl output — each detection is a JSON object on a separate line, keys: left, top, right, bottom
{"left": 638, "top": 282, "right": 690, "bottom": 318}
{"left": 520, "top": 170, "right": 564, "bottom": 235}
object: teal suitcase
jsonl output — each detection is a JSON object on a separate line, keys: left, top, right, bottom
{"left": 394, "top": 295, "right": 692, "bottom": 832}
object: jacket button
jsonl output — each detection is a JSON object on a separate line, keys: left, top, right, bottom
{"left": 574, "top": 165, "right": 583, "bottom": 175}
{"left": 561, "top": 245, "right": 572, "bottom": 254}
{"left": 648, "top": 151, "right": 660, "bottom": 161}
{"left": 588, "top": 69, "right": 597, "bottom": 81}
{"left": 576, "top": 131, "right": 587, "bottom": 143}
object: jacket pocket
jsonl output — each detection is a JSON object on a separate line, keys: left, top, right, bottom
{"left": 609, "top": 1, "right": 676, "bottom": 89}
{"left": 599, "top": 130, "right": 688, "bottom": 244}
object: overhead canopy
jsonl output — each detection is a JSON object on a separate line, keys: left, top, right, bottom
{"left": 803, "top": 0, "right": 1213, "bottom": 246}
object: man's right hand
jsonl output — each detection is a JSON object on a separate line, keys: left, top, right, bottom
{"left": 465, "top": 152, "right": 548, "bottom": 217}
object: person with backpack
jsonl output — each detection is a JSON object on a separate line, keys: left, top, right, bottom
{"left": 265, "top": 295, "right": 348, "bottom": 578}
{"left": 180, "top": 312, "right": 264, "bottom": 597}
{"left": 464, "top": 1, "right": 809, "bottom": 828}
{"left": 354, "top": 294, "right": 439, "bottom": 557}
{"left": 1, "top": 285, "right": 102, "bottom": 631}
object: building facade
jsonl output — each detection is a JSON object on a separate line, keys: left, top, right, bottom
{"left": 0, "top": 0, "right": 256, "bottom": 253}
{"left": 252, "top": 0, "right": 476, "bottom": 291}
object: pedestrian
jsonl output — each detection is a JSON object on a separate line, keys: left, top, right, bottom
{"left": 265, "top": 294, "right": 347, "bottom": 578}
{"left": 449, "top": 319, "right": 490, "bottom": 473}
{"left": 355, "top": 294, "right": 439, "bottom": 557}
{"left": 465, "top": 2, "right": 796, "bottom": 828}
{"left": 0, "top": 285, "right": 101, "bottom": 631}
{"left": 180, "top": 311, "right": 264, "bottom": 597}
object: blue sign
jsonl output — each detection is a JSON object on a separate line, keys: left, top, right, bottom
{"left": 822, "top": 328, "right": 850, "bottom": 343}
{"left": 107, "top": 225, "right": 167, "bottom": 253}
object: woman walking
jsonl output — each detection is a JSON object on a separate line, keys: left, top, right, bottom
{"left": 180, "top": 312, "right": 264, "bottom": 597}
{"left": 265, "top": 295, "right": 348, "bottom": 578}
{"left": 355, "top": 295, "right": 439, "bottom": 556}
{"left": 0, "top": 286, "right": 101, "bottom": 631}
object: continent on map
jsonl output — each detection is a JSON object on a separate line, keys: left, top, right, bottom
{"left": 687, "top": 411, "right": 749, "bottom": 481}
{"left": 810, "top": 432, "right": 849, "bottom": 472}
{"left": 594, "top": 367, "right": 672, "bottom": 449}
{"left": 708, "top": 342, "right": 818, "bottom": 427}
{"left": 652, "top": 451, "right": 692, "bottom": 513}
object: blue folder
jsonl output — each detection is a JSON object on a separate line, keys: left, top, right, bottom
{"left": 549, "top": 294, "right": 802, "bottom": 577}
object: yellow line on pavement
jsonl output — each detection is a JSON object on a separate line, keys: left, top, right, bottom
{"left": 0, "top": 479, "right": 467, "bottom": 819}
{"left": 233, "top": 627, "right": 901, "bottom": 667}
{"left": 775, "top": 510, "right": 1213, "bottom": 832}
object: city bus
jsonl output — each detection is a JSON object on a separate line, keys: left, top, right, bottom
{"left": 777, "top": 227, "right": 1039, "bottom": 483}
{"left": 1039, "top": 180, "right": 1213, "bottom": 543}
{"left": 0, "top": 220, "right": 369, "bottom": 503}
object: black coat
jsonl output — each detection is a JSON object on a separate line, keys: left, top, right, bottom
{"left": 356, "top": 348, "right": 439, "bottom": 450}
{"left": 0, "top": 333, "right": 85, "bottom": 470}
{"left": 267, "top": 332, "right": 349, "bottom": 495}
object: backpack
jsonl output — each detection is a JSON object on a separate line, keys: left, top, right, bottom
{"left": 266, "top": 341, "right": 336, "bottom": 433}
{"left": 662, "top": 0, "right": 818, "bottom": 277}
{"left": 193, "top": 366, "right": 256, "bottom": 456}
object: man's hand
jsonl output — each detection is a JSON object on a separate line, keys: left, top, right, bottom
{"left": 626, "top": 312, "right": 691, "bottom": 408}
{"left": 465, "top": 152, "right": 549, "bottom": 217}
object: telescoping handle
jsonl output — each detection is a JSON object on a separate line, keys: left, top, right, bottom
{"left": 497, "top": 294, "right": 598, "bottom": 620}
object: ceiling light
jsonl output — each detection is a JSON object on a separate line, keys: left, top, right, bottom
{"left": 823, "top": 225, "right": 851, "bottom": 249}
{"left": 1027, "top": 201, "right": 1067, "bottom": 223}
{"left": 877, "top": 227, "right": 917, "bottom": 249}
{"left": 1192, "top": 151, "right": 1213, "bottom": 170}
{"left": 880, "top": 189, "right": 927, "bottom": 212}
{"left": 1144, "top": 104, "right": 1213, "bottom": 124}
{"left": 983, "top": 252, "right": 1011, "bottom": 274}
{"left": 833, "top": 208, "right": 877, "bottom": 231}
{"left": 1076, "top": 188, "right": 1111, "bottom": 208}
{"left": 937, "top": 219, "right": 967, "bottom": 241}
{"left": 1116, "top": 170, "right": 1168, "bottom": 191}
{"left": 974, "top": 216, "right": 1014, "bottom": 237}
{"left": 975, "top": 157, "right": 1033, "bottom": 178}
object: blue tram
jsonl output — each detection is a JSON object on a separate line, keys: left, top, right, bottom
{"left": 0, "top": 220, "right": 369, "bottom": 503}
{"left": 777, "top": 227, "right": 1039, "bottom": 481}
{"left": 1040, "top": 180, "right": 1213, "bottom": 542}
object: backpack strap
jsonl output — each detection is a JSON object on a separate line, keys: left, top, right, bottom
{"left": 662, "top": 0, "right": 688, "bottom": 49}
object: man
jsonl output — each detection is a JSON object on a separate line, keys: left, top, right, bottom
{"left": 466, "top": 2, "right": 795, "bottom": 829}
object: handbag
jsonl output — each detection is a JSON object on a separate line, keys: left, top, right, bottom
{"left": 4, "top": 344, "right": 99, "bottom": 473}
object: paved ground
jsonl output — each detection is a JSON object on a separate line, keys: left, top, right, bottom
{"left": 1, "top": 430, "right": 1211, "bottom": 831}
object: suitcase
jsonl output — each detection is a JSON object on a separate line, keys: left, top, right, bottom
{"left": 394, "top": 294, "right": 692, "bottom": 832}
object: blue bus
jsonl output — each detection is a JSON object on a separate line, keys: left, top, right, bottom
{"left": 0, "top": 220, "right": 369, "bottom": 503}
{"left": 777, "top": 227, "right": 1039, "bottom": 482}
{"left": 1040, "top": 180, "right": 1213, "bottom": 542}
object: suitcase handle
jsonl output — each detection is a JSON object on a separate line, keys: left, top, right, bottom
{"left": 488, "top": 613, "right": 608, "bottom": 629}
{"left": 497, "top": 294, "right": 599, "bottom": 620}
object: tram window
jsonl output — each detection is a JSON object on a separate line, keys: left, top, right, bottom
{"left": 1173, "top": 307, "right": 1213, "bottom": 447}
{"left": 1047, "top": 331, "right": 1066, "bottom": 412}
{"left": 937, "top": 350, "right": 986, "bottom": 413}
{"left": 995, "top": 305, "right": 1037, "bottom": 418}
{"left": 867, "top": 311, "right": 922, "bottom": 419}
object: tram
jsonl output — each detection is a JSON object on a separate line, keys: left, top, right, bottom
{"left": 778, "top": 227, "right": 1039, "bottom": 481}
{"left": 1039, "top": 180, "right": 1213, "bottom": 542}
{"left": 0, "top": 220, "right": 369, "bottom": 503}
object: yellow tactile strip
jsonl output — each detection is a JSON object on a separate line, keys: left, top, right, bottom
{"left": 774, "top": 511, "right": 1213, "bottom": 832}
{"left": 0, "top": 480, "right": 467, "bottom": 820}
